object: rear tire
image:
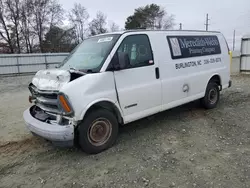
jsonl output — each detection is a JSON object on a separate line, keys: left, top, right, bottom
{"left": 201, "top": 82, "right": 220, "bottom": 109}
{"left": 77, "top": 109, "right": 118, "bottom": 154}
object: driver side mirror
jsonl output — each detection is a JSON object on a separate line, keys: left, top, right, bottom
{"left": 110, "top": 52, "right": 130, "bottom": 71}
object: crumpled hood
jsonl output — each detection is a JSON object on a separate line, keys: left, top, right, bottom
{"left": 32, "top": 69, "right": 71, "bottom": 91}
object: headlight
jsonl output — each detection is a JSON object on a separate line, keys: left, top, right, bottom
{"left": 58, "top": 93, "right": 74, "bottom": 115}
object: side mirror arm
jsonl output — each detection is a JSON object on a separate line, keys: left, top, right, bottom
{"left": 107, "top": 53, "right": 120, "bottom": 71}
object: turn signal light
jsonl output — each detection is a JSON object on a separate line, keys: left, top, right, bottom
{"left": 58, "top": 94, "right": 72, "bottom": 114}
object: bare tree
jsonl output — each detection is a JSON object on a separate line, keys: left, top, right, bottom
{"left": 0, "top": 0, "right": 64, "bottom": 53}
{"left": 5, "top": 0, "right": 21, "bottom": 53}
{"left": 49, "top": 0, "right": 64, "bottom": 28}
{"left": 89, "top": 11, "right": 107, "bottom": 36}
{"left": 162, "top": 14, "right": 175, "bottom": 29}
{"left": 20, "top": 0, "right": 35, "bottom": 53}
{"left": 0, "top": 0, "right": 14, "bottom": 53}
{"left": 69, "top": 3, "right": 89, "bottom": 44}
{"left": 109, "top": 21, "right": 120, "bottom": 32}
{"left": 30, "top": 0, "right": 64, "bottom": 52}
{"left": 156, "top": 12, "right": 175, "bottom": 30}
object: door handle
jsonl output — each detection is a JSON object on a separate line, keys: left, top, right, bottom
{"left": 155, "top": 67, "right": 160, "bottom": 79}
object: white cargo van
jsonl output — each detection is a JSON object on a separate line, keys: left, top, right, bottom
{"left": 23, "top": 30, "right": 232, "bottom": 154}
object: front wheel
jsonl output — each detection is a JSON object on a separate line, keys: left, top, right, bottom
{"left": 201, "top": 82, "right": 220, "bottom": 109}
{"left": 77, "top": 109, "right": 119, "bottom": 154}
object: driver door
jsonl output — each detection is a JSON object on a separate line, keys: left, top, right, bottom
{"left": 113, "top": 34, "right": 162, "bottom": 123}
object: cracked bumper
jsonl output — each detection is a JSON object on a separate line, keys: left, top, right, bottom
{"left": 23, "top": 108, "right": 74, "bottom": 145}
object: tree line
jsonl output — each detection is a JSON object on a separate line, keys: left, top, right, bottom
{"left": 0, "top": 1, "right": 175, "bottom": 53}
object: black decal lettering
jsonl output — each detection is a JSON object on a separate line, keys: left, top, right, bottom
{"left": 179, "top": 39, "right": 186, "bottom": 49}
{"left": 216, "top": 58, "right": 221, "bottom": 62}
{"left": 185, "top": 39, "right": 191, "bottom": 48}
{"left": 167, "top": 35, "right": 221, "bottom": 60}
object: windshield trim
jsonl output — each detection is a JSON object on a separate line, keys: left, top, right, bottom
{"left": 58, "top": 34, "right": 121, "bottom": 73}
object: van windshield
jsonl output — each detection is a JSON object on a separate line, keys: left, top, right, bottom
{"left": 59, "top": 34, "right": 120, "bottom": 72}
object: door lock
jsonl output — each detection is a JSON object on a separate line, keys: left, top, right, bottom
{"left": 183, "top": 84, "right": 189, "bottom": 92}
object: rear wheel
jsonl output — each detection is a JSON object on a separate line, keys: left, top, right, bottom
{"left": 77, "top": 109, "right": 118, "bottom": 154}
{"left": 201, "top": 82, "right": 220, "bottom": 109}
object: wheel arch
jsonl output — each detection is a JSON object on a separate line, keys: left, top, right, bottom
{"left": 80, "top": 99, "right": 124, "bottom": 124}
{"left": 207, "top": 74, "right": 222, "bottom": 90}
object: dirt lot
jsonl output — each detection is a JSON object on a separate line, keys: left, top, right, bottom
{"left": 0, "top": 75, "right": 250, "bottom": 188}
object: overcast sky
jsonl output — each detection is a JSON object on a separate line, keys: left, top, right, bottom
{"left": 60, "top": 0, "right": 250, "bottom": 50}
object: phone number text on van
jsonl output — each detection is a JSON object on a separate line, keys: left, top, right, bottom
{"left": 175, "top": 57, "right": 222, "bottom": 69}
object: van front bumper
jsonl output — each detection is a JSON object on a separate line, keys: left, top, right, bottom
{"left": 23, "top": 108, "right": 74, "bottom": 146}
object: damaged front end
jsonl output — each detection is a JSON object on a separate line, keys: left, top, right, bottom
{"left": 29, "top": 69, "right": 77, "bottom": 124}
{"left": 23, "top": 69, "right": 83, "bottom": 146}
{"left": 28, "top": 85, "right": 71, "bottom": 126}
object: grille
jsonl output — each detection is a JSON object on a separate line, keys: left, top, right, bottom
{"left": 29, "top": 84, "right": 60, "bottom": 114}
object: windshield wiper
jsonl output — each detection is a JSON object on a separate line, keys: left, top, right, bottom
{"left": 68, "top": 65, "right": 98, "bottom": 74}
{"left": 69, "top": 67, "right": 86, "bottom": 75}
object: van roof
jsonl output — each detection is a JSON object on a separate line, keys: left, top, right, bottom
{"left": 96, "top": 29, "right": 221, "bottom": 36}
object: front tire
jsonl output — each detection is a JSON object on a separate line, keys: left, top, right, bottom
{"left": 77, "top": 109, "right": 118, "bottom": 154}
{"left": 201, "top": 82, "right": 220, "bottom": 109}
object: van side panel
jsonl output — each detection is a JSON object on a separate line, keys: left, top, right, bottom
{"left": 184, "top": 34, "right": 230, "bottom": 98}
{"left": 148, "top": 32, "right": 187, "bottom": 107}
{"left": 149, "top": 31, "right": 230, "bottom": 111}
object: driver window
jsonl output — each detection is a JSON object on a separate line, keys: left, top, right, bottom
{"left": 117, "top": 34, "right": 154, "bottom": 68}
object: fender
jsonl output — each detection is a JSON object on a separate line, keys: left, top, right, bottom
{"left": 80, "top": 98, "right": 124, "bottom": 121}
{"left": 205, "top": 73, "right": 222, "bottom": 90}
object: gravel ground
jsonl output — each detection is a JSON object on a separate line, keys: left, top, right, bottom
{"left": 0, "top": 74, "right": 250, "bottom": 188}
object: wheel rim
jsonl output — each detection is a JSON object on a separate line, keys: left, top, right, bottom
{"left": 208, "top": 88, "right": 218, "bottom": 105}
{"left": 88, "top": 118, "right": 112, "bottom": 146}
